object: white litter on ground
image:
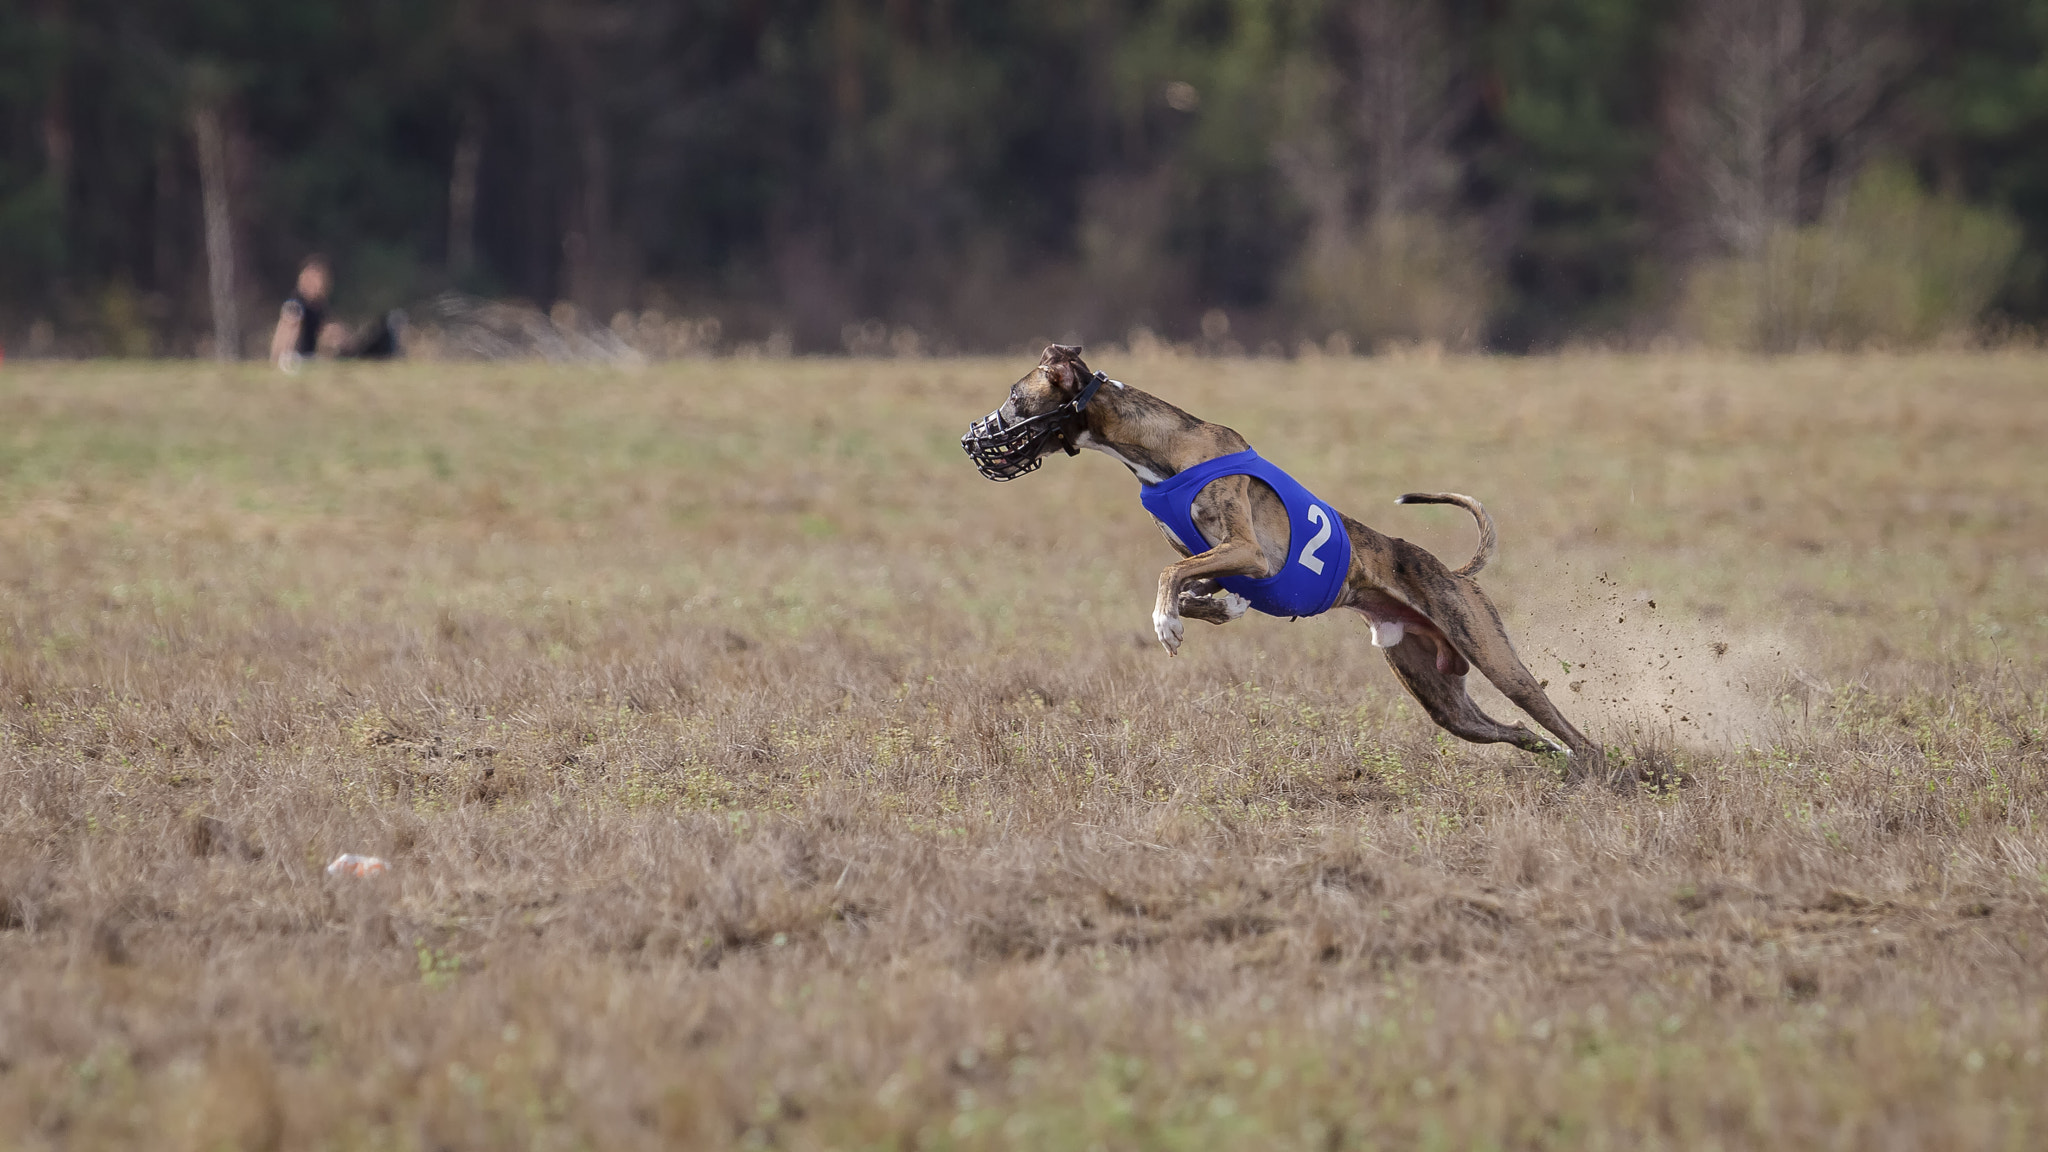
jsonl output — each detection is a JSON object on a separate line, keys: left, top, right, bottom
{"left": 325, "top": 853, "right": 389, "bottom": 878}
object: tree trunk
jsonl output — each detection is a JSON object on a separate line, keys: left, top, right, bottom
{"left": 561, "top": 30, "right": 613, "bottom": 320}
{"left": 193, "top": 105, "right": 241, "bottom": 361}
{"left": 449, "top": 105, "right": 483, "bottom": 277}
{"left": 39, "top": 0, "right": 71, "bottom": 202}
{"left": 564, "top": 117, "right": 610, "bottom": 317}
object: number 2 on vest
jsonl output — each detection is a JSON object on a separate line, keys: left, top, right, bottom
{"left": 1298, "top": 505, "right": 1334, "bottom": 574}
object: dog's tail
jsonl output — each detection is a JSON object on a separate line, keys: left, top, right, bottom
{"left": 1395, "top": 492, "right": 1496, "bottom": 577}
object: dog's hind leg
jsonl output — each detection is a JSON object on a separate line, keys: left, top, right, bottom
{"left": 1428, "top": 592, "right": 1606, "bottom": 778}
{"left": 1361, "top": 533, "right": 1604, "bottom": 777}
{"left": 1377, "top": 627, "right": 1562, "bottom": 755}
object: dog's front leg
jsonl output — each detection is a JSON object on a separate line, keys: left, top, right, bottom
{"left": 1151, "top": 477, "right": 1277, "bottom": 655}
{"left": 1176, "top": 579, "right": 1253, "bottom": 626}
{"left": 1154, "top": 540, "right": 1269, "bottom": 655}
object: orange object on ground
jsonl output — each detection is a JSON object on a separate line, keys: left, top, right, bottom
{"left": 325, "top": 853, "right": 389, "bottom": 877}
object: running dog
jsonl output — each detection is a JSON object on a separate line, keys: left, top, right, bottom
{"left": 963, "top": 344, "right": 1605, "bottom": 778}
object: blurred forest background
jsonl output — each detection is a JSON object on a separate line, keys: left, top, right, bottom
{"left": 2, "top": 0, "right": 2046, "bottom": 356}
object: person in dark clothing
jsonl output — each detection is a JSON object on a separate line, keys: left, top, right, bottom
{"left": 271, "top": 256, "right": 333, "bottom": 368}
{"left": 269, "top": 255, "right": 404, "bottom": 369}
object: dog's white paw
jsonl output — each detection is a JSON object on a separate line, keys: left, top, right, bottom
{"left": 1369, "top": 620, "right": 1406, "bottom": 648}
{"left": 1153, "top": 606, "right": 1185, "bottom": 656}
{"left": 1217, "top": 591, "right": 1252, "bottom": 621}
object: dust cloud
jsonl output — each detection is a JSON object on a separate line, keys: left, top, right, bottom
{"left": 1483, "top": 569, "right": 1798, "bottom": 753}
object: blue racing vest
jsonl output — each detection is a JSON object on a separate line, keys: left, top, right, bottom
{"left": 1138, "top": 449, "right": 1352, "bottom": 618}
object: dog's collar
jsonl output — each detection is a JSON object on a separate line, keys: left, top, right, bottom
{"left": 1057, "top": 370, "right": 1109, "bottom": 454}
{"left": 962, "top": 369, "right": 1110, "bottom": 481}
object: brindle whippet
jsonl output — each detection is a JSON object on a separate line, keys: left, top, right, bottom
{"left": 964, "top": 344, "right": 1606, "bottom": 778}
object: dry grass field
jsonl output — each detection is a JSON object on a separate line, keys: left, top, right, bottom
{"left": 1, "top": 352, "right": 2045, "bottom": 1150}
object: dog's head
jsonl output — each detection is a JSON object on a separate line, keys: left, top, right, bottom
{"left": 961, "top": 344, "right": 1105, "bottom": 481}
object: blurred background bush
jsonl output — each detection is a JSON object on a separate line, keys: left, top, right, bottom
{"left": 2, "top": 0, "right": 2044, "bottom": 356}
{"left": 1680, "top": 165, "right": 2025, "bottom": 350}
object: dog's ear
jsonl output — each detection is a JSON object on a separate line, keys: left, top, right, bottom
{"left": 1039, "top": 343, "right": 1086, "bottom": 391}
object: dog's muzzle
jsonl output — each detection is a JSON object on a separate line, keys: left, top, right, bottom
{"left": 960, "top": 407, "right": 1072, "bottom": 481}
{"left": 961, "top": 371, "right": 1107, "bottom": 481}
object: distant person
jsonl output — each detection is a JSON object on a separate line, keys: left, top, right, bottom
{"left": 271, "top": 256, "right": 334, "bottom": 369}
{"left": 269, "top": 255, "right": 404, "bottom": 370}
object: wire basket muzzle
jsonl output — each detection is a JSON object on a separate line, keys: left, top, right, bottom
{"left": 960, "top": 406, "right": 1070, "bottom": 480}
